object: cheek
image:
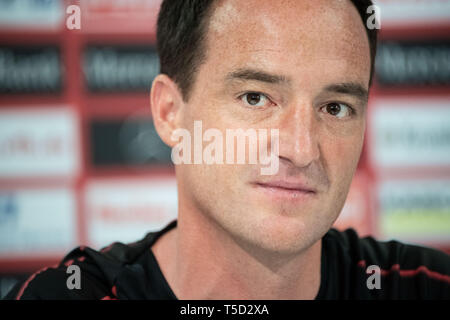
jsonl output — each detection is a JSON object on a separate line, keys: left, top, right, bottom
{"left": 322, "top": 132, "right": 364, "bottom": 188}
{"left": 318, "top": 136, "right": 363, "bottom": 222}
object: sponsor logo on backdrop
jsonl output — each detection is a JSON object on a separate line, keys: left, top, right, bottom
{"left": 370, "top": 99, "right": 450, "bottom": 168}
{"left": 0, "top": 46, "right": 62, "bottom": 94}
{"left": 83, "top": 45, "right": 159, "bottom": 92}
{"left": 91, "top": 116, "right": 172, "bottom": 167}
{"left": 0, "top": 108, "right": 80, "bottom": 178}
{"left": 375, "top": 41, "right": 450, "bottom": 87}
{"left": 85, "top": 179, "right": 178, "bottom": 248}
{"left": 0, "top": 188, "right": 77, "bottom": 257}
{"left": 378, "top": 179, "right": 450, "bottom": 243}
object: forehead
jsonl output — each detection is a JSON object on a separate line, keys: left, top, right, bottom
{"left": 202, "top": 0, "right": 371, "bottom": 86}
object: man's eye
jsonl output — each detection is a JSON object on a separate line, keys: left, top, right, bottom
{"left": 322, "top": 102, "right": 352, "bottom": 119}
{"left": 240, "top": 92, "right": 270, "bottom": 107}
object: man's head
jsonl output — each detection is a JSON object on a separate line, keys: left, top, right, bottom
{"left": 157, "top": 0, "right": 378, "bottom": 102}
{"left": 151, "top": 0, "right": 377, "bottom": 255}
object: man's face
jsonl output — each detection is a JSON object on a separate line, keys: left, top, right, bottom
{"left": 176, "top": 0, "right": 371, "bottom": 254}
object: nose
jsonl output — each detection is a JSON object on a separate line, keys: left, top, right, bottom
{"left": 277, "top": 101, "right": 321, "bottom": 168}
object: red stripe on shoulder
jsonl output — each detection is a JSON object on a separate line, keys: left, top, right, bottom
{"left": 16, "top": 264, "right": 58, "bottom": 300}
{"left": 101, "top": 295, "right": 118, "bottom": 300}
{"left": 64, "top": 259, "right": 74, "bottom": 267}
{"left": 357, "top": 260, "right": 450, "bottom": 284}
{"left": 111, "top": 285, "right": 117, "bottom": 297}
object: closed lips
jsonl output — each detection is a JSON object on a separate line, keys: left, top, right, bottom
{"left": 254, "top": 181, "right": 316, "bottom": 193}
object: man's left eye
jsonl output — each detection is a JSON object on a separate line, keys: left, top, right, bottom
{"left": 322, "top": 102, "right": 352, "bottom": 119}
{"left": 240, "top": 92, "right": 270, "bottom": 107}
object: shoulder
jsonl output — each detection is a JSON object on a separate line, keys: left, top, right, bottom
{"left": 327, "top": 228, "right": 450, "bottom": 275}
{"left": 324, "top": 228, "right": 450, "bottom": 299}
{"left": 4, "top": 230, "right": 159, "bottom": 300}
{"left": 4, "top": 247, "right": 111, "bottom": 300}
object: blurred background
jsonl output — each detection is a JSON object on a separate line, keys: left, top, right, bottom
{"left": 0, "top": 0, "right": 450, "bottom": 298}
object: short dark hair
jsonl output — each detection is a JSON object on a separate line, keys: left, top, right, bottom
{"left": 157, "top": 0, "right": 378, "bottom": 101}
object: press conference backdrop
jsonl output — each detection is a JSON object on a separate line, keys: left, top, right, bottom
{"left": 0, "top": 0, "right": 450, "bottom": 298}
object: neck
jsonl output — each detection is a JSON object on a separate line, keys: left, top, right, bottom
{"left": 152, "top": 200, "right": 322, "bottom": 300}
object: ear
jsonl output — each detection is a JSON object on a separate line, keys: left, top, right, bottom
{"left": 150, "top": 74, "right": 184, "bottom": 148}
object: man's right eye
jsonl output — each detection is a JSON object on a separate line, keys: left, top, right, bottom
{"left": 240, "top": 92, "right": 271, "bottom": 107}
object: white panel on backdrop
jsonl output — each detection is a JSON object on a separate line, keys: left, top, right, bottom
{"left": 85, "top": 178, "right": 178, "bottom": 249}
{"left": 378, "top": 179, "right": 450, "bottom": 244}
{"left": 374, "top": 0, "right": 450, "bottom": 26}
{"left": 0, "top": 0, "right": 63, "bottom": 29}
{"left": 0, "top": 187, "right": 78, "bottom": 257}
{"left": 80, "top": 0, "right": 162, "bottom": 33}
{"left": 370, "top": 98, "right": 450, "bottom": 169}
{"left": 0, "top": 107, "right": 80, "bottom": 179}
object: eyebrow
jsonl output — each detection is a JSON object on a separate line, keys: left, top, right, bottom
{"left": 323, "top": 82, "right": 369, "bottom": 103}
{"left": 226, "top": 69, "right": 369, "bottom": 102}
{"left": 226, "top": 68, "right": 291, "bottom": 85}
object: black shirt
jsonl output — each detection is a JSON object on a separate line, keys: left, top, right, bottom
{"left": 4, "top": 220, "right": 450, "bottom": 299}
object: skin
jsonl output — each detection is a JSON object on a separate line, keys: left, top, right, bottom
{"left": 150, "top": 0, "right": 371, "bottom": 299}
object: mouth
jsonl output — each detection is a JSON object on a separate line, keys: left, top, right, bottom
{"left": 251, "top": 180, "right": 317, "bottom": 200}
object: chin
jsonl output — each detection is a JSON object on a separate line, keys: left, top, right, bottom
{"left": 231, "top": 210, "right": 324, "bottom": 256}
